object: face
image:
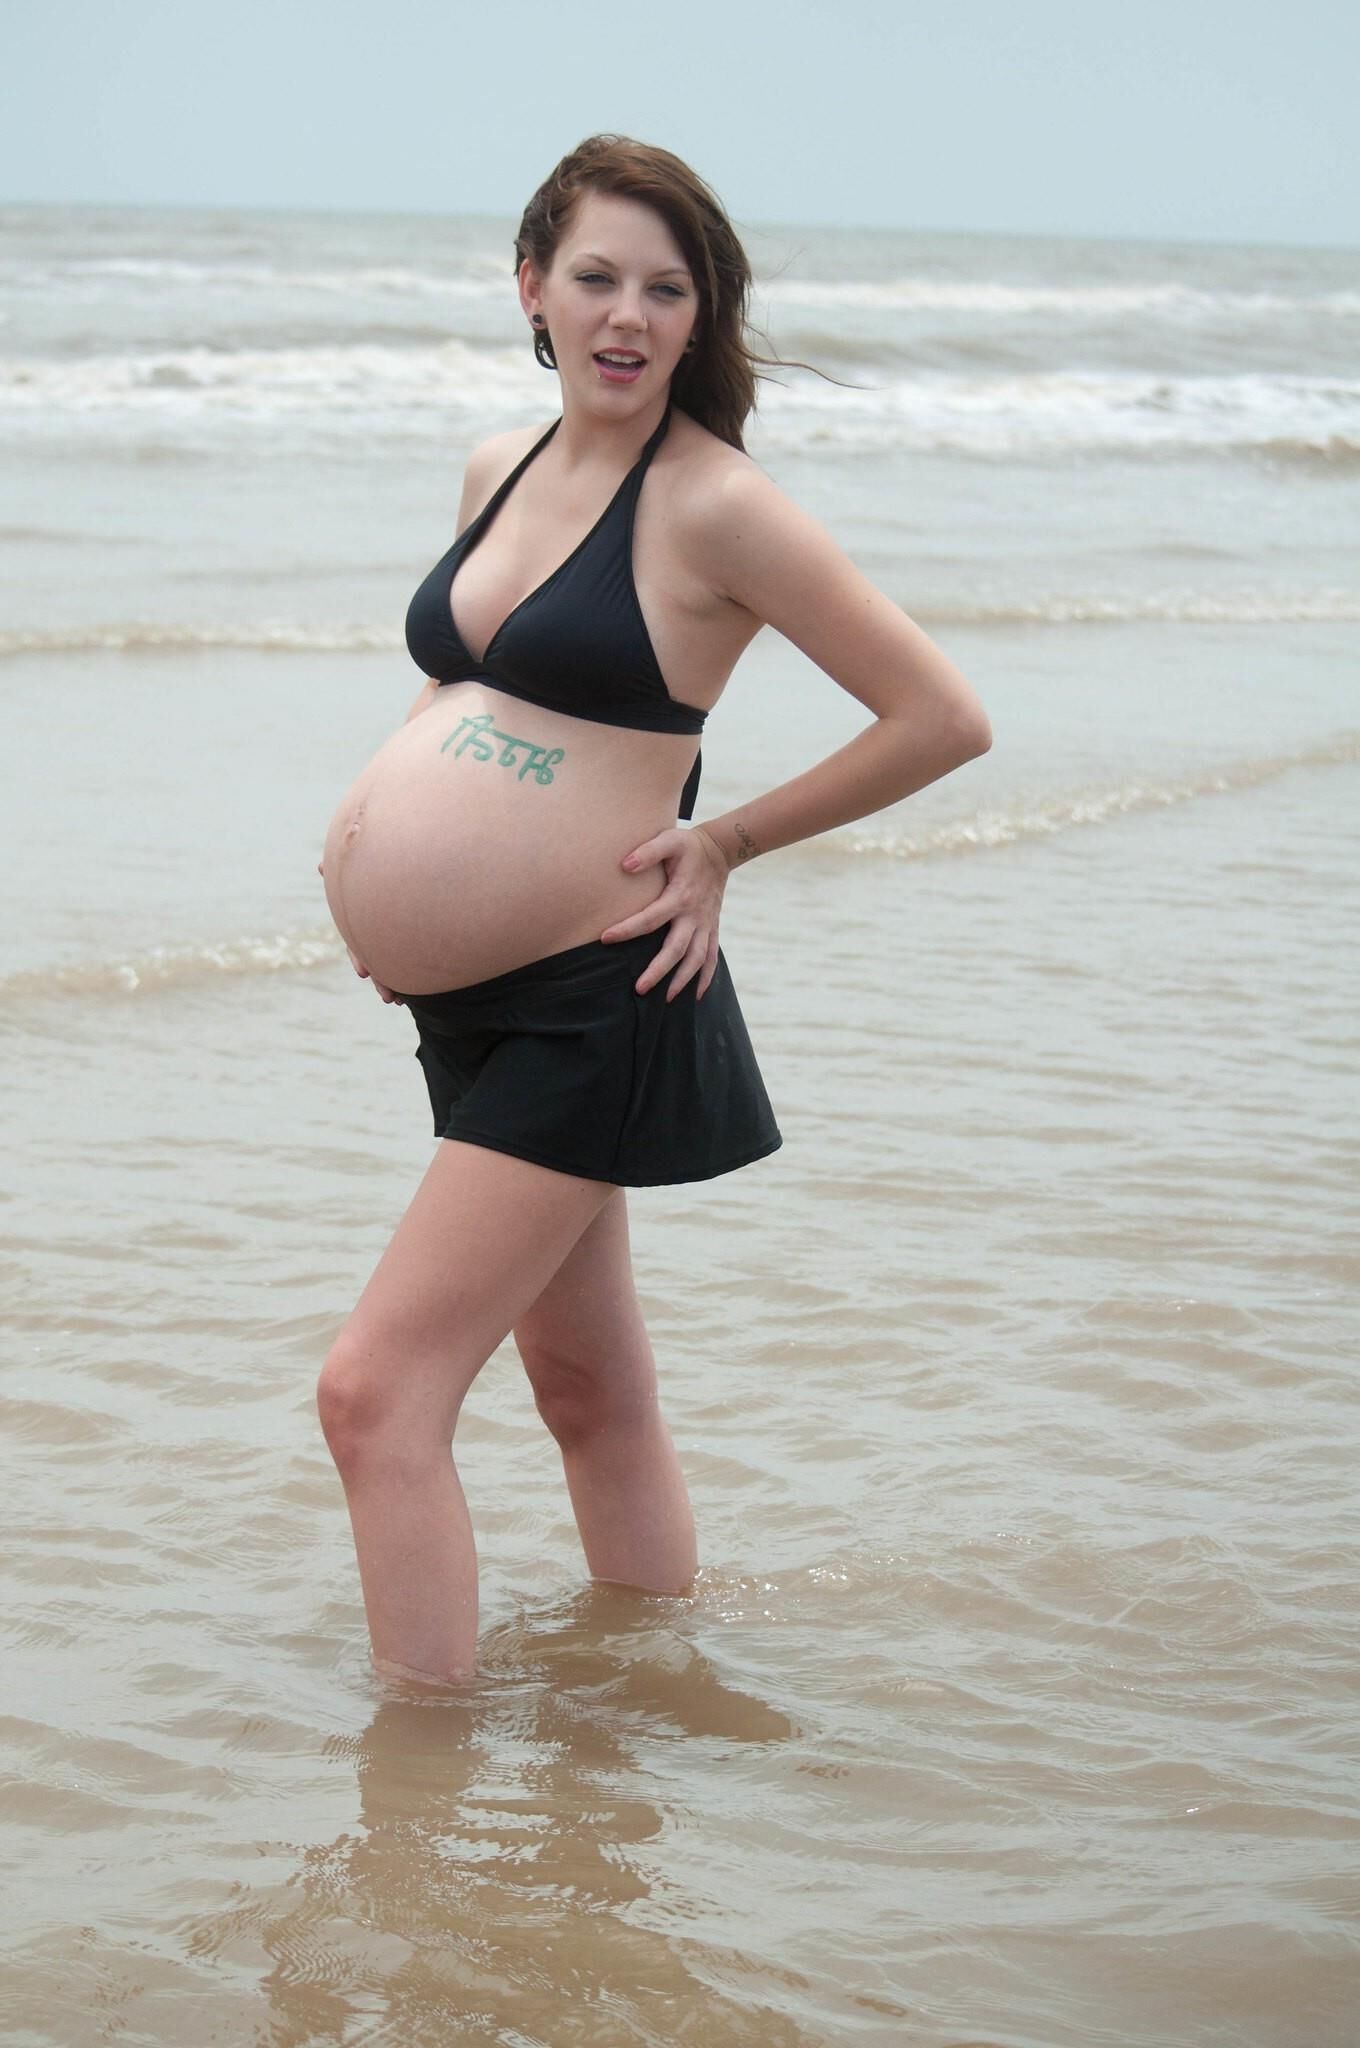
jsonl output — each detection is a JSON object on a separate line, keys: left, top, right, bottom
{"left": 519, "top": 189, "right": 699, "bottom": 413}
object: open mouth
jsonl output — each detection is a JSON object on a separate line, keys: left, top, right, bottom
{"left": 593, "top": 351, "right": 646, "bottom": 376}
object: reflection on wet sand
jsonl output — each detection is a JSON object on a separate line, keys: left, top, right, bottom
{"left": 212, "top": 1588, "right": 802, "bottom": 2046}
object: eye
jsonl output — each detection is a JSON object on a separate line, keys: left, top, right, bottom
{"left": 653, "top": 283, "right": 688, "bottom": 300}
{"left": 576, "top": 271, "right": 611, "bottom": 286}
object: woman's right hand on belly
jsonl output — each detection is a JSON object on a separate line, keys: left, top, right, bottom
{"left": 346, "top": 946, "right": 404, "bottom": 1006}
{"left": 319, "top": 856, "right": 404, "bottom": 1005}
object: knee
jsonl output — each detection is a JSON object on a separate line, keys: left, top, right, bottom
{"left": 519, "top": 1333, "right": 655, "bottom": 1450}
{"left": 316, "top": 1331, "right": 379, "bottom": 1476}
{"left": 316, "top": 1325, "right": 434, "bottom": 1479}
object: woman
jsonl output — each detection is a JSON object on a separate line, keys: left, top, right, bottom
{"left": 318, "top": 136, "right": 991, "bottom": 1686}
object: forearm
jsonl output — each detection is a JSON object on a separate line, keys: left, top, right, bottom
{"left": 698, "top": 706, "right": 990, "bottom": 870}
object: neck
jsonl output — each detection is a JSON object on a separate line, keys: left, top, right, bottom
{"left": 552, "top": 394, "right": 670, "bottom": 467}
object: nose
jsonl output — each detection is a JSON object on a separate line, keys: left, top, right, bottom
{"left": 608, "top": 290, "right": 646, "bottom": 332}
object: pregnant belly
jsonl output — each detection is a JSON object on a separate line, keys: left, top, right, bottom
{"left": 322, "top": 684, "right": 699, "bottom": 996}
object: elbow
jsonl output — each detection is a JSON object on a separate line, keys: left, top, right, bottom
{"left": 943, "top": 692, "right": 992, "bottom": 767}
{"left": 921, "top": 658, "right": 991, "bottom": 767}
{"left": 962, "top": 708, "right": 993, "bottom": 761}
{"left": 883, "top": 674, "right": 991, "bottom": 775}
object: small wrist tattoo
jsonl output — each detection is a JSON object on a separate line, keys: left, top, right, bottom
{"left": 733, "top": 821, "right": 762, "bottom": 864}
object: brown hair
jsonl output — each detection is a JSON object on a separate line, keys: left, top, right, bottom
{"left": 514, "top": 134, "right": 791, "bottom": 452}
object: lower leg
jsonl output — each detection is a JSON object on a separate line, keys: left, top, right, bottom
{"left": 334, "top": 1434, "right": 481, "bottom": 1683}
{"left": 515, "top": 1195, "right": 698, "bottom": 1598}
{"left": 319, "top": 1142, "right": 615, "bottom": 1684}
{"left": 559, "top": 1394, "right": 697, "bottom": 1594}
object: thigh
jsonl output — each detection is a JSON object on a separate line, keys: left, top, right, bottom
{"left": 341, "top": 1140, "right": 617, "bottom": 1424}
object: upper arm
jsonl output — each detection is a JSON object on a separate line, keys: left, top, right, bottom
{"left": 690, "top": 463, "right": 985, "bottom": 732}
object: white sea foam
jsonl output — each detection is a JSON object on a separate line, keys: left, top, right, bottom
{"left": 0, "top": 621, "right": 405, "bottom": 656}
{"left": 0, "top": 927, "right": 344, "bottom": 1001}
{"left": 4, "top": 341, "right": 1357, "bottom": 462}
{"left": 0, "top": 339, "right": 542, "bottom": 419}
{"left": 836, "top": 735, "right": 1360, "bottom": 862}
{"left": 4, "top": 586, "right": 1356, "bottom": 663}
{"left": 18, "top": 255, "right": 1360, "bottom": 323}
{"left": 954, "top": 588, "right": 1360, "bottom": 625}
{"left": 754, "top": 367, "right": 1360, "bottom": 459}
{"left": 14, "top": 256, "right": 512, "bottom": 300}
{"left": 756, "top": 278, "right": 1360, "bottom": 318}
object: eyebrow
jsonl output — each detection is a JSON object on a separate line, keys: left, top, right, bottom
{"left": 573, "top": 251, "right": 692, "bottom": 277}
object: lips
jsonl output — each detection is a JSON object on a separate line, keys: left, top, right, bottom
{"left": 594, "top": 350, "right": 646, "bottom": 370}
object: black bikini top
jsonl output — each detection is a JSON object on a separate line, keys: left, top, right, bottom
{"left": 404, "top": 406, "right": 706, "bottom": 816}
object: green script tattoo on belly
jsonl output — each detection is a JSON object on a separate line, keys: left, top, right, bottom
{"left": 441, "top": 712, "right": 565, "bottom": 787}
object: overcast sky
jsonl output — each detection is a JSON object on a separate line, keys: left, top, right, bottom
{"left": 3, "top": 0, "right": 1354, "bottom": 246}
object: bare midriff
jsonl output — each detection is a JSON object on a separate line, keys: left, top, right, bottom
{"left": 322, "top": 680, "right": 702, "bottom": 996}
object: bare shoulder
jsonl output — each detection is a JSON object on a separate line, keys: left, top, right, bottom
{"left": 465, "top": 419, "right": 552, "bottom": 481}
{"left": 659, "top": 410, "right": 781, "bottom": 567}
{"left": 664, "top": 411, "right": 843, "bottom": 609}
{"left": 661, "top": 408, "right": 761, "bottom": 516}
{"left": 457, "top": 420, "right": 555, "bottom": 526}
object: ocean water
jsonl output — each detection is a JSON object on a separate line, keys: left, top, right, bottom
{"left": 2, "top": 202, "right": 1358, "bottom": 2048}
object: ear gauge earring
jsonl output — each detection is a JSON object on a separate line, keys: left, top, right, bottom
{"left": 531, "top": 315, "right": 557, "bottom": 370}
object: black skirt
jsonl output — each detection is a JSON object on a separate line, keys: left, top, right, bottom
{"left": 400, "top": 928, "right": 782, "bottom": 1187}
